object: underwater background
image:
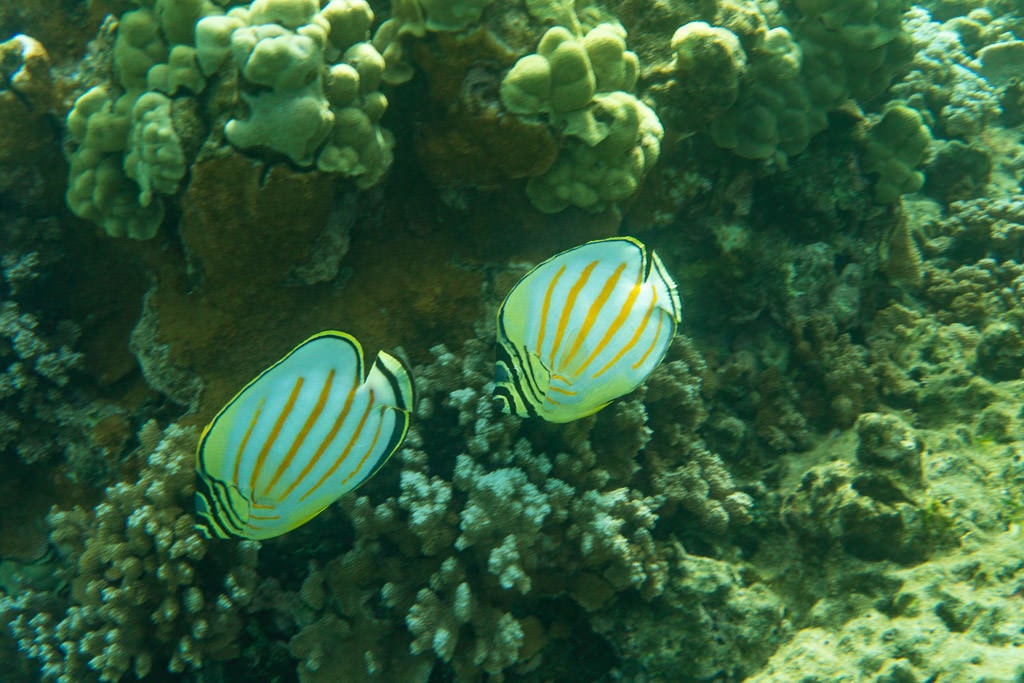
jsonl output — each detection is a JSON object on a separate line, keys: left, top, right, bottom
{"left": 2, "top": 0, "right": 1024, "bottom": 680}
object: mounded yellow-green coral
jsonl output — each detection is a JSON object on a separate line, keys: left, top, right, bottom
{"left": 147, "top": 45, "right": 205, "bottom": 95}
{"left": 795, "top": 0, "right": 912, "bottom": 105}
{"left": 124, "top": 92, "right": 187, "bottom": 207}
{"left": 418, "top": 0, "right": 495, "bottom": 32}
{"left": 113, "top": 7, "right": 169, "bottom": 93}
{"left": 860, "top": 104, "right": 933, "bottom": 203}
{"left": 196, "top": 0, "right": 394, "bottom": 186}
{"left": 709, "top": 79, "right": 822, "bottom": 160}
{"left": 66, "top": 0, "right": 397, "bottom": 238}
{"left": 379, "top": 0, "right": 496, "bottom": 35}
{"left": 668, "top": 21, "right": 747, "bottom": 125}
{"left": 65, "top": 85, "right": 170, "bottom": 240}
{"left": 705, "top": 24, "right": 826, "bottom": 160}
{"left": 65, "top": 4, "right": 196, "bottom": 239}
{"left": 646, "top": 0, "right": 913, "bottom": 162}
{"left": 525, "top": 91, "right": 663, "bottom": 213}
{"left": 501, "top": 23, "right": 639, "bottom": 142}
{"left": 223, "top": 22, "right": 335, "bottom": 164}
{"left": 369, "top": 0, "right": 497, "bottom": 85}
{"left": 500, "top": 23, "right": 662, "bottom": 213}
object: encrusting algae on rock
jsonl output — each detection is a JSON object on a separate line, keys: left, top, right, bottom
{"left": 4, "top": 0, "right": 1024, "bottom": 681}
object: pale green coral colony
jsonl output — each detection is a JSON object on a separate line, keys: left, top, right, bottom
{"left": 499, "top": 23, "right": 662, "bottom": 213}
{"left": 65, "top": 0, "right": 395, "bottom": 238}
{"left": 63, "top": 0, "right": 940, "bottom": 236}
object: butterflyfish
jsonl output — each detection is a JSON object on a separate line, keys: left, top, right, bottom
{"left": 494, "top": 237, "right": 681, "bottom": 423}
{"left": 194, "top": 331, "right": 414, "bottom": 540}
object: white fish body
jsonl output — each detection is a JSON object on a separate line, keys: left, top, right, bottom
{"left": 195, "top": 331, "right": 413, "bottom": 540}
{"left": 495, "top": 237, "right": 681, "bottom": 423}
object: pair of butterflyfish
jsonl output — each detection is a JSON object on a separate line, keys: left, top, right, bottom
{"left": 195, "top": 237, "right": 680, "bottom": 540}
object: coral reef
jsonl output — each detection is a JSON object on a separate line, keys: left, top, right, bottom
{"left": 749, "top": 527, "right": 1024, "bottom": 682}
{"left": 0, "top": 233, "right": 129, "bottom": 483}
{"left": 893, "top": 7, "right": 1003, "bottom": 139}
{"left": 65, "top": 0, "right": 397, "bottom": 238}
{"left": 782, "top": 419, "right": 939, "bottom": 564}
{"left": 860, "top": 104, "right": 933, "bottom": 203}
{"left": 642, "top": 0, "right": 913, "bottom": 163}
{"left": 199, "top": 0, "right": 394, "bottom": 184}
{"left": 757, "top": 419, "right": 1024, "bottom": 682}
{"left": 5, "top": 0, "right": 1024, "bottom": 681}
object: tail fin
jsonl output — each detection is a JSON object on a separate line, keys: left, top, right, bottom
{"left": 363, "top": 350, "right": 414, "bottom": 480}
{"left": 648, "top": 251, "right": 682, "bottom": 323}
{"left": 367, "top": 350, "right": 415, "bottom": 412}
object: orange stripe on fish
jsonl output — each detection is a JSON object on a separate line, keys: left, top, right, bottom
{"left": 280, "top": 383, "right": 357, "bottom": 501}
{"left": 299, "top": 389, "right": 375, "bottom": 503}
{"left": 249, "top": 376, "right": 305, "bottom": 492}
{"left": 233, "top": 398, "right": 265, "bottom": 485}
{"left": 537, "top": 264, "right": 566, "bottom": 353}
{"left": 632, "top": 303, "right": 665, "bottom": 370}
{"left": 549, "top": 259, "right": 598, "bottom": 367}
{"left": 341, "top": 402, "right": 387, "bottom": 486}
{"left": 559, "top": 261, "right": 627, "bottom": 369}
{"left": 573, "top": 270, "right": 643, "bottom": 377}
{"left": 263, "top": 368, "right": 337, "bottom": 496}
{"left": 573, "top": 264, "right": 643, "bottom": 376}
{"left": 593, "top": 292, "right": 657, "bottom": 379}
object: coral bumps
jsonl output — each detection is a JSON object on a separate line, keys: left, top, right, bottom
{"left": 500, "top": 23, "right": 663, "bottom": 213}
{"left": 649, "top": 0, "right": 914, "bottom": 166}
{"left": 197, "top": 0, "right": 392, "bottom": 184}
{"left": 65, "top": 4, "right": 191, "bottom": 239}
{"left": 65, "top": 0, "right": 394, "bottom": 238}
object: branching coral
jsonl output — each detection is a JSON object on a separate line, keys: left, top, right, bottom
{"left": 265, "top": 325, "right": 756, "bottom": 680}
{"left": 892, "top": 8, "right": 1002, "bottom": 139}
{"left": 0, "top": 248, "right": 122, "bottom": 481}
{"left": 2, "top": 423, "right": 259, "bottom": 681}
